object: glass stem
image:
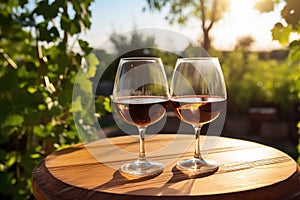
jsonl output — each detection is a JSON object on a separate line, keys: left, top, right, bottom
{"left": 194, "top": 125, "right": 202, "bottom": 159}
{"left": 138, "top": 126, "right": 147, "bottom": 162}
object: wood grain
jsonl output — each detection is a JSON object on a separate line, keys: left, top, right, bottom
{"left": 32, "top": 134, "right": 300, "bottom": 200}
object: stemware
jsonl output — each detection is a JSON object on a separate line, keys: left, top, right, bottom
{"left": 170, "top": 57, "right": 227, "bottom": 175}
{"left": 112, "top": 57, "right": 170, "bottom": 177}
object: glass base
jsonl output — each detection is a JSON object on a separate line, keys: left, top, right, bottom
{"left": 176, "top": 158, "right": 219, "bottom": 176}
{"left": 120, "top": 159, "right": 164, "bottom": 178}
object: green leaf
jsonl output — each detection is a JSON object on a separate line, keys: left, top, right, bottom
{"left": 30, "top": 153, "right": 41, "bottom": 159}
{"left": 65, "top": 130, "right": 77, "bottom": 140}
{"left": 5, "top": 152, "right": 18, "bottom": 168}
{"left": 75, "top": 72, "right": 93, "bottom": 92}
{"left": 104, "top": 97, "right": 112, "bottom": 113}
{"left": 33, "top": 125, "right": 50, "bottom": 138}
{"left": 72, "top": 96, "right": 83, "bottom": 112}
{"left": 86, "top": 53, "right": 99, "bottom": 78}
{"left": 60, "top": 15, "right": 71, "bottom": 32}
{"left": 34, "top": 0, "right": 58, "bottom": 20}
{"left": 82, "top": 14, "right": 92, "bottom": 29}
{"left": 1, "top": 114, "right": 24, "bottom": 128}
{"left": 38, "top": 104, "right": 46, "bottom": 111}
{"left": 78, "top": 39, "right": 93, "bottom": 54}
{"left": 94, "top": 96, "right": 112, "bottom": 117}
{"left": 271, "top": 23, "right": 292, "bottom": 45}
{"left": 69, "top": 19, "right": 81, "bottom": 35}
{"left": 34, "top": 1, "right": 49, "bottom": 16}
{"left": 288, "top": 40, "right": 300, "bottom": 63}
{"left": 27, "top": 86, "right": 37, "bottom": 94}
{"left": 37, "top": 22, "right": 50, "bottom": 42}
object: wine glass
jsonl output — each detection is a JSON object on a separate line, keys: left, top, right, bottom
{"left": 112, "top": 57, "right": 169, "bottom": 177}
{"left": 170, "top": 57, "right": 227, "bottom": 175}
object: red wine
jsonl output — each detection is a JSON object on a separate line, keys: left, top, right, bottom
{"left": 171, "top": 95, "right": 226, "bottom": 126}
{"left": 113, "top": 96, "right": 169, "bottom": 127}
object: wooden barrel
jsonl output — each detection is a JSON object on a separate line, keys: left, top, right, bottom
{"left": 32, "top": 134, "right": 300, "bottom": 200}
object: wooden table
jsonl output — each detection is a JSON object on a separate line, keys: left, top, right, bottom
{"left": 32, "top": 134, "right": 300, "bottom": 200}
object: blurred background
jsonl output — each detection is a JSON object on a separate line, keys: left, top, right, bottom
{"left": 0, "top": 0, "right": 299, "bottom": 199}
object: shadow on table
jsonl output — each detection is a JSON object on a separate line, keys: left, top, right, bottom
{"left": 93, "top": 170, "right": 159, "bottom": 190}
{"left": 94, "top": 166, "right": 217, "bottom": 195}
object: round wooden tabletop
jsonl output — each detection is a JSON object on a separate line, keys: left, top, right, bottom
{"left": 32, "top": 134, "right": 300, "bottom": 200}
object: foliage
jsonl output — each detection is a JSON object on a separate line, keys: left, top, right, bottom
{"left": 255, "top": 0, "right": 300, "bottom": 162}
{"left": 218, "top": 50, "right": 297, "bottom": 116}
{"left": 143, "top": 0, "right": 230, "bottom": 50}
{"left": 110, "top": 29, "right": 156, "bottom": 55}
{"left": 276, "top": 0, "right": 300, "bottom": 163}
{"left": 0, "top": 0, "right": 110, "bottom": 199}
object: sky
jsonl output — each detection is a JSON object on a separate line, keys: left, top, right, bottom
{"left": 82, "top": 0, "right": 285, "bottom": 51}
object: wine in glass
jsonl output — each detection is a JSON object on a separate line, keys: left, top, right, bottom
{"left": 170, "top": 57, "right": 227, "bottom": 175}
{"left": 112, "top": 57, "right": 170, "bottom": 177}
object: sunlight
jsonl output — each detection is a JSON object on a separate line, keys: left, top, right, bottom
{"left": 230, "top": 0, "right": 257, "bottom": 18}
{"left": 229, "top": 0, "right": 259, "bottom": 37}
{"left": 212, "top": 0, "right": 282, "bottom": 50}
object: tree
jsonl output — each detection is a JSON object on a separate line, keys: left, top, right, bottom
{"left": 235, "top": 35, "right": 255, "bottom": 62}
{"left": 236, "top": 35, "right": 255, "bottom": 52}
{"left": 0, "top": 0, "right": 110, "bottom": 199}
{"left": 144, "top": 0, "right": 230, "bottom": 51}
{"left": 110, "top": 29, "right": 156, "bottom": 55}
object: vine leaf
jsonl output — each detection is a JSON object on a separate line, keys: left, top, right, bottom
{"left": 271, "top": 22, "right": 291, "bottom": 45}
{"left": 1, "top": 114, "right": 24, "bottom": 128}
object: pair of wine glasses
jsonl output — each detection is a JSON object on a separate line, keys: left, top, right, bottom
{"left": 112, "top": 57, "right": 227, "bottom": 178}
